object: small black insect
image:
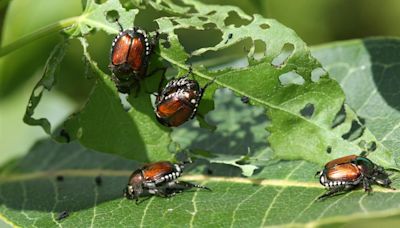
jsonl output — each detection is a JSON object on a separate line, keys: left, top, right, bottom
{"left": 59, "top": 129, "right": 70, "bottom": 143}
{"left": 56, "top": 211, "right": 69, "bottom": 221}
{"left": 95, "top": 176, "right": 102, "bottom": 186}
{"left": 56, "top": 175, "right": 64, "bottom": 182}
{"left": 241, "top": 96, "right": 249, "bottom": 104}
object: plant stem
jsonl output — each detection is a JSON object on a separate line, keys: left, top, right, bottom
{"left": 0, "top": 16, "right": 79, "bottom": 57}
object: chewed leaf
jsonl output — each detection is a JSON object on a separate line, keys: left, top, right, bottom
{"left": 155, "top": 0, "right": 397, "bottom": 168}
{"left": 172, "top": 89, "right": 271, "bottom": 176}
{"left": 65, "top": 0, "right": 137, "bottom": 37}
{"left": 23, "top": 40, "right": 69, "bottom": 134}
{"left": 313, "top": 38, "right": 400, "bottom": 169}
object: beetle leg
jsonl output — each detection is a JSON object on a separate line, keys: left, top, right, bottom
{"left": 170, "top": 181, "right": 212, "bottom": 192}
{"left": 362, "top": 178, "right": 372, "bottom": 193}
{"left": 317, "top": 185, "right": 353, "bottom": 201}
{"left": 154, "top": 187, "right": 181, "bottom": 198}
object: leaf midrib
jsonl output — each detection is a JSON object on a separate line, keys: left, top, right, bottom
{"left": 1, "top": 169, "right": 398, "bottom": 194}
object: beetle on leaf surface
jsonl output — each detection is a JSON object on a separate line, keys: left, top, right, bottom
{"left": 109, "top": 19, "right": 159, "bottom": 94}
{"left": 124, "top": 161, "right": 211, "bottom": 204}
{"left": 154, "top": 67, "right": 215, "bottom": 127}
{"left": 316, "top": 154, "right": 395, "bottom": 200}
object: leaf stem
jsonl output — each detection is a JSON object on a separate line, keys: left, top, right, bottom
{"left": 0, "top": 16, "right": 79, "bottom": 57}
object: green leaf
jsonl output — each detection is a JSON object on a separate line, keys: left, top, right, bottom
{"left": 62, "top": 37, "right": 173, "bottom": 161}
{"left": 23, "top": 40, "right": 69, "bottom": 134}
{"left": 66, "top": 0, "right": 138, "bottom": 37}
{"left": 19, "top": 0, "right": 398, "bottom": 167}
{"left": 154, "top": 0, "right": 397, "bottom": 168}
{"left": 312, "top": 37, "right": 400, "bottom": 168}
{"left": 172, "top": 88, "right": 271, "bottom": 176}
{"left": 1, "top": 139, "right": 399, "bottom": 227}
{"left": 0, "top": 0, "right": 81, "bottom": 97}
{"left": 22, "top": 0, "right": 172, "bottom": 162}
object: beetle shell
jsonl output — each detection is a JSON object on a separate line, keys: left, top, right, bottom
{"left": 155, "top": 78, "right": 202, "bottom": 127}
{"left": 326, "top": 163, "right": 361, "bottom": 181}
{"left": 110, "top": 28, "right": 151, "bottom": 77}
{"left": 141, "top": 161, "right": 183, "bottom": 183}
{"left": 324, "top": 154, "right": 357, "bottom": 169}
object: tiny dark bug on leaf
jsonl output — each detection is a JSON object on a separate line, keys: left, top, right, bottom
{"left": 241, "top": 96, "right": 249, "bottom": 104}
{"left": 56, "top": 175, "right": 64, "bottom": 182}
{"left": 56, "top": 211, "right": 69, "bottom": 221}
{"left": 316, "top": 154, "right": 395, "bottom": 200}
{"left": 95, "top": 176, "right": 102, "bottom": 186}
{"left": 124, "top": 161, "right": 211, "bottom": 204}
{"left": 155, "top": 68, "right": 214, "bottom": 127}
{"left": 109, "top": 19, "right": 158, "bottom": 94}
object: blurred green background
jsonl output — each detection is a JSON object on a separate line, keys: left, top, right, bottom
{"left": 1, "top": 0, "right": 400, "bottom": 165}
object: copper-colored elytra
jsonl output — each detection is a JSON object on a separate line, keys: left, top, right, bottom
{"left": 157, "top": 99, "right": 193, "bottom": 126}
{"left": 142, "top": 161, "right": 174, "bottom": 181}
{"left": 325, "top": 154, "right": 357, "bottom": 169}
{"left": 127, "top": 37, "right": 144, "bottom": 71}
{"left": 326, "top": 163, "right": 360, "bottom": 181}
{"left": 157, "top": 98, "right": 185, "bottom": 116}
{"left": 112, "top": 35, "right": 131, "bottom": 65}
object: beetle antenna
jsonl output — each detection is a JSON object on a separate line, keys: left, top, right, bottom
{"left": 115, "top": 18, "right": 123, "bottom": 32}
{"left": 202, "top": 76, "right": 216, "bottom": 91}
{"left": 182, "top": 66, "right": 193, "bottom": 78}
{"left": 360, "top": 151, "right": 369, "bottom": 157}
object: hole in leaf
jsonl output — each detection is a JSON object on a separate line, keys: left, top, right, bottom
{"left": 331, "top": 104, "right": 346, "bottom": 129}
{"left": 198, "top": 16, "right": 208, "bottom": 21}
{"left": 367, "top": 141, "right": 377, "bottom": 152}
{"left": 105, "top": 10, "right": 119, "bottom": 23}
{"left": 187, "top": 5, "right": 197, "bottom": 14}
{"left": 326, "top": 146, "right": 332, "bottom": 154}
{"left": 207, "top": 10, "right": 216, "bottom": 16}
{"left": 192, "top": 38, "right": 252, "bottom": 71}
{"left": 33, "top": 85, "right": 44, "bottom": 97}
{"left": 278, "top": 71, "right": 305, "bottom": 86}
{"left": 358, "top": 116, "right": 366, "bottom": 125}
{"left": 358, "top": 140, "right": 367, "bottom": 148}
{"left": 272, "top": 43, "right": 294, "bottom": 67}
{"left": 224, "top": 11, "right": 251, "bottom": 27}
{"left": 341, "top": 120, "right": 365, "bottom": 141}
{"left": 253, "top": 39, "right": 266, "bottom": 61}
{"left": 203, "top": 22, "right": 217, "bottom": 30}
{"left": 311, "top": 67, "right": 327, "bottom": 82}
{"left": 259, "top": 23, "right": 270, "bottom": 29}
{"left": 300, "top": 103, "right": 315, "bottom": 118}
{"left": 94, "top": 0, "right": 107, "bottom": 4}
{"left": 176, "top": 28, "right": 222, "bottom": 53}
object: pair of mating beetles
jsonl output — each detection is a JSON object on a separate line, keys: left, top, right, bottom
{"left": 109, "top": 20, "right": 212, "bottom": 127}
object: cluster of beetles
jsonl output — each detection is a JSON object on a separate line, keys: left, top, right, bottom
{"left": 107, "top": 20, "right": 395, "bottom": 204}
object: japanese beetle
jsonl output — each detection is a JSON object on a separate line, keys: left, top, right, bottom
{"left": 155, "top": 68, "right": 213, "bottom": 127}
{"left": 124, "top": 161, "right": 211, "bottom": 203}
{"left": 109, "top": 19, "right": 158, "bottom": 93}
{"left": 316, "top": 154, "right": 394, "bottom": 200}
